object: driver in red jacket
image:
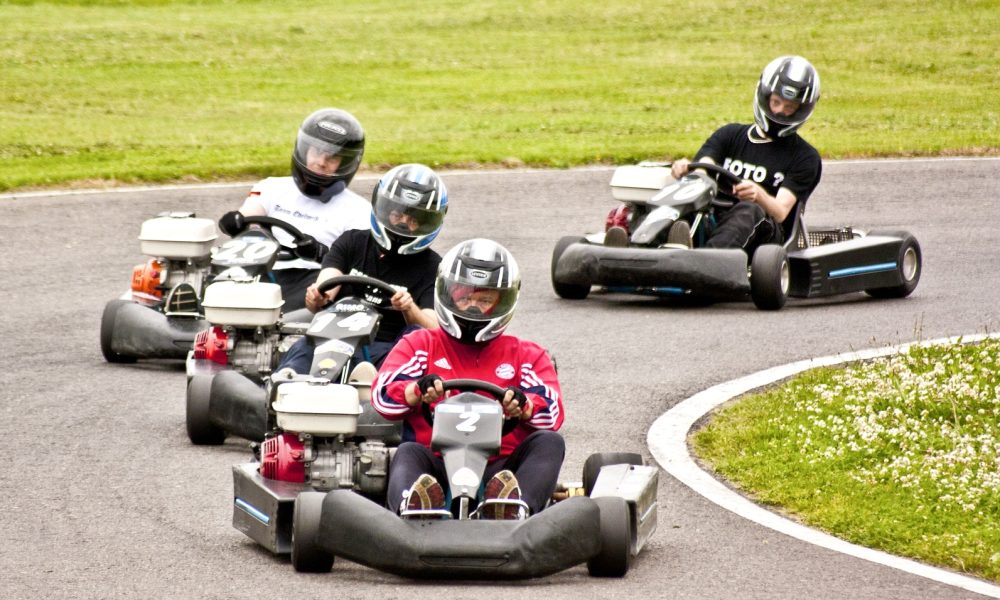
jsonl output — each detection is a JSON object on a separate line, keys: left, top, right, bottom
{"left": 372, "top": 239, "right": 565, "bottom": 519}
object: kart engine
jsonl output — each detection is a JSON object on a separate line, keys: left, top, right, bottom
{"left": 226, "top": 328, "right": 282, "bottom": 379}
{"left": 260, "top": 432, "right": 391, "bottom": 497}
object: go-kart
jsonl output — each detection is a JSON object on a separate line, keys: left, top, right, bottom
{"left": 100, "top": 213, "right": 323, "bottom": 363}
{"left": 223, "top": 276, "right": 405, "bottom": 555}
{"left": 186, "top": 274, "right": 400, "bottom": 445}
{"left": 551, "top": 162, "right": 922, "bottom": 310}
{"left": 289, "top": 379, "right": 659, "bottom": 579}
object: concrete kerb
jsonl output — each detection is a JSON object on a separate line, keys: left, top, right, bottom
{"left": 647, "top": 332, "right": 1000, "bottom": 599}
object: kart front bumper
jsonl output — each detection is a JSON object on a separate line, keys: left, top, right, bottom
{"left": 105, "top": 299, "right": 207, "bottom": 360}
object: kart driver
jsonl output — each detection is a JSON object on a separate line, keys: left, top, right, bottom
{"left": 217, "top": 108, "right": 372, "bottom": 311}
{"left": 667, "top": 55, "right": 822, "bottom": 255}
{"left": 276, "top": 164, "right": 448, "bottom": 373}
{"left": 372, "top": 239, "right": 566, "bottom": 520}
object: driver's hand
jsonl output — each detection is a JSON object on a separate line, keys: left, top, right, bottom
{"left": 405, "top": 374, "right": 444, "bottom": 407}
{"left": 733, "top": 181, "right": 765, "bottom": 204}
{"left": 390, "top": 289, "right": 415, "bottom": 313}
{"left": 671, "top": 158, "right": 691, "bottom": 180}
{"left": 304, "top": 284, "right": 335, "bottom": 313}
{"left": 502, "top": 387, "right": 533, "bottom": 421}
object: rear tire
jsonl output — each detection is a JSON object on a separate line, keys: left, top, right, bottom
{"left": 100, "top": 300, "right": 137, "bottom": 363}
{"left": 750, "top": 244, "right": 789, "bottom": 310}
{"left": 583, "top": 452, "right": 644, "bottom": 496}
{"left": 865, "top": 231, "right": 921, "bottom": 298}
{"left": 551, "top": 236, "right": 591, "bottom": 300}
{"left": 587, "top": 496, "right": 632, "bottom": 578}
{"left": 292, "top": 492, "right": 334, "bottom": 573}
{"left": 186, "top": 375, "right": 226, "bottom": 445}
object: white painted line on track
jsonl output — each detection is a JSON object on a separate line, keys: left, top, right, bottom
{"left": 647, "top": 333, "right": 1000, "bottom": 599}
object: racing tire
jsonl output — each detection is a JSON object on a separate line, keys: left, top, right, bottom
{"left": 583, "top": 452, "right": 644, "bottom": 496}
{"left": 100, "top": 300, "right": 137, "bottom": 363}
{"left": 186, "top": 375, "right": 226, "bottom": 446}
{"left": 292, "top": 492, "right": 334, "bottom": 573}
{"left": 750, "top": 244, "right": 789, "bottom": 310}
{"left": 587, "top": 496, "right": 632, "bottom": 578}
{"left": 551, "top": 236, "right": 591, "bottom": 300}
{"left": 864, "top": 231, "right": 921, "bottom": 299}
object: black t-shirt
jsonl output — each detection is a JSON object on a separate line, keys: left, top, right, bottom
{"left": 320, "top": 229, "right": 441, "bottom": 342}
{"left": 697, "top": 123, "right": 822, "bottom": 207}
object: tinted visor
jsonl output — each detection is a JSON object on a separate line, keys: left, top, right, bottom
{"left": 375, "top": 195, "right": 445, "bottom": 237}
{"left": 294, "top": 131, "right": 362, "bottom": 178}
{"left": 436, "top": 278, "right": 517, "bottom": 320}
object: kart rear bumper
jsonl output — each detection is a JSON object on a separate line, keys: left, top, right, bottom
{"left": 554, "top": 243, "right": 750, "bottom": 296}
{"left": 105, "top": 299, "right": 207, "bottom": 360}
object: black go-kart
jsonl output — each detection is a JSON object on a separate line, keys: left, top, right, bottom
{"left": 551, "top": 162, "right": 921, "bottom": 310}
{"left": 100, "top": 213, "right": 322, "bottom": 363}
{"left": 288, "top": 379, "right": 659, "bottom": 579}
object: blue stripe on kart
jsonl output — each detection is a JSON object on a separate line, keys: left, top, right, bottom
{"left": 606, "top": 286, "right": 688, "bottom": 296}
{"left": 828, "top": 262, "right": 897, "bottom": 278}
{"left": 235, "top": 498, "right": 270, "bottom": 524}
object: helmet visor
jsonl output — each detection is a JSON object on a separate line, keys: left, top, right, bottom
{"left": 374, "top": 195, "right": 445, "bottom": 237}
{"left": 436, "top": 278, "right": 517, "bottom": 321}
{"left": 295, "top": 131, "right": 362, "bottom": 178}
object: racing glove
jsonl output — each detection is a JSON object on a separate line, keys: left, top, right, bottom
{"left": 218, "top": 211, "right": 246, "bottom": 237}
{"left": 416, "top": 374, "right": 444, "bottom": 395}
{"left": 505, "top": 386, "right": 527, "bottom": 409}
{"left": 293, "top": 235, "right": 329, "bottom": 263}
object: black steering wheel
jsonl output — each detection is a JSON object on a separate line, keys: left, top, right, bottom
{"left": 317, "top": 274, "right": 402, "bottom": 311}
{"left": 420, "top": 378, "right": 525, "bottom": 436}
{"left": 240, "top": 215, "right": 317, "bottom": 258}
{"left": 685, "top": 162, "right": 743, "bottom": 208}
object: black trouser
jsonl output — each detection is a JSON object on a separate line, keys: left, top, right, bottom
{"left": 270, "top": 268, "right": 319, "bottom": 312}
{"left": 386, "top": 430, "right": 566, "bottom": 515}
{"left": 705, "top": 202, "right": 783, "bottom": 255}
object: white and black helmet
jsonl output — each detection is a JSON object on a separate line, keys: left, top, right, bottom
{"left": 291, "top": 108, "right": 365, "bottom": 201}
{"left": 435, "top": 239, "right": 520, "bottom": 345}
{"left": 370, "top": 164, "right": 448, "bottom": 255}
{"left": 753, "top": 56, "right": 820, "bottom": 138}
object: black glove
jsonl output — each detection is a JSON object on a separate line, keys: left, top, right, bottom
{"left": 505, "top": 386, "right": 527, "bottom": 408}
{"left": 416, "top": 374, "right": 444, "bottom": 395}
{"left": 294, "top": 235, "right": 328, "bottom": 262}
{"left": 218, "top": 211, "right": 246, "bottom": 236}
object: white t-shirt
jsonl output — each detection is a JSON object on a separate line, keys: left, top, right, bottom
{"left": 241, "top": 176, "right": 372, "bottom": 270}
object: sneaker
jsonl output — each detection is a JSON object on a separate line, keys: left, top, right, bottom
{"left": 401, "top": 474, "right": 447, "bottom": 518}
{"left": 348, "top": 361, "right": 377, "bottom": 403}
{"left": 604, "top": 226, "right": 629, "bottom": 247}
{"left": 480, "top": 470, "right": 525, "bottom": 520}
{"left": 666, "top": 219, "right": 692, "bottom": 248}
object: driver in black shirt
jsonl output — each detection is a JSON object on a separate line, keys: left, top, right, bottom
{"left": 278, "top": 164, "right": 448, "bottom": 372}
{"left": 670, "top": 55, "right": 823, "bottom": 255}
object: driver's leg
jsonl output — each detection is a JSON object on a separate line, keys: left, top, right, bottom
{"left": 484, "top": 431, "right": 565, "bottom": 515}
{"left": 386, "top": 442, "right": 447, "bottom": 513}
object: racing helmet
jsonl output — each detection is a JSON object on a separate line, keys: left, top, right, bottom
{"left": 435, "top": 239, "right": 520, "bottom": 345}
{"left": 291, "top": 108, "right": 365, "bottom": 202}
{"left": 370, "top": 164, "right": 448, "bottom": 255}
{"left": 752, "top": 56, "right": 820, "bottom": 138}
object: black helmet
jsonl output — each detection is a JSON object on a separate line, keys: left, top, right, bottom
{"left": 291, "top": 108, "right": 365, "bottom": 202}
{"left": 435, "top": 239, "right": 520, "bottom": 345}
{"left": 753, "top": 56, "right": 820, "bottom": 138}
{"left": 370, "top": 164, "right": 448, "bottom": 255}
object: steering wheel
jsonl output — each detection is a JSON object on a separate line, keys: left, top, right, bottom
{"left": 419, "top": 378, "right": 525, "bottom": 436}
{"left": 240, "top": 215, "right": 316, "bottom": 257}
{"left": 317, "top": 274, "right": 402, "bottom": 311}
{"left": 685, "top": 162, "right": 743, "bottom": 208}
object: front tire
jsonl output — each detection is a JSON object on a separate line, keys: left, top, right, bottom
{"left": 551, "top": 236, "right": 591, "bottom": 300}
{"left": 186, "top": 375, "right": 226, "bottom": 445}
{"left": 587, "top": 496, "right": 632, "bottom": 578}
{"left": 100, "top": 300, "right": 137, "bottom": 363}
{"left": 292, "top": 492, "right": 334, "bottom": 573}
{"left": 865, "top": 231, "right": 921, "bottom": 298}
{"left": 750, "top": 244, "right": 789, "bottom": 310}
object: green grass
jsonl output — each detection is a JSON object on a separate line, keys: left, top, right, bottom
{"left": 2, "top": 0, "right": 999, "bottom": 191}
{"left": 693, "top": 339, "right": 1000, "bottom": 582}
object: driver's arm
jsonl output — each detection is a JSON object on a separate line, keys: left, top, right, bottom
{"left": 732, "top": 183, "right": 797, "bottom": 223}
{"left": 671, "top": 156, "right": 717, "bottom": 179}
{"left": 237, "top": 196, "right": 267, "bottom": 217}
{"left": 304, "top": 267, "right": 344, "bottom": 313}
{"left": 391, "top": 289, "right": 438, "bottom": 329}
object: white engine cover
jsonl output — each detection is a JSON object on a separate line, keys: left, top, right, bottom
{"left": 202, "top": 280, "right": 283, "bottom": 327}
{"left": 138, "top": 213, "right": 218, "bottom": 259}
{"left": 609, "top": 163, "right": 673, "bottom": 203}
{"left": 273, "top": 382, "right": 363, "bottom": 435}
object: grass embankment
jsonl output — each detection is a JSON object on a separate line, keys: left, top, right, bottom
{"left": 2, "top": 0, "right": 999, "bottom": 191}
{"left": 693, "top": 339, "right": 1000, "bottom": 582}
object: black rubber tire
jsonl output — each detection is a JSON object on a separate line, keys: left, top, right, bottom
{"left": 583, "top": 452, "right": 644, "bottom": 496}
{"left": 864, "top": 231, "right": 922, "bottom": 299}
{"left": 100, "top": 300, "right": 137, "bottom": 363}
{"left": 292, "top": 492, "right": 334, "bottom": 573}
{"left": 750, "top": 244, "right": 789, "bottom": 310}
{"left": 185, "top": 375, "right": 226, "bottom": 445}
{"left": 551, "top": 236, "right": 591, "bottom": 300}
{"left": 587, "top": 496, "right": 632, "bottom": 578}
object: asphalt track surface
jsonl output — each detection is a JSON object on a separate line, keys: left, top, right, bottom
{"left": 2, "top": 158, "right": 998, "bottom": 599}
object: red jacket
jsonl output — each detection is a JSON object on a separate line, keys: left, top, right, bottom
{"left": 372, "top": 327, "right": 564, "bottom": 456}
